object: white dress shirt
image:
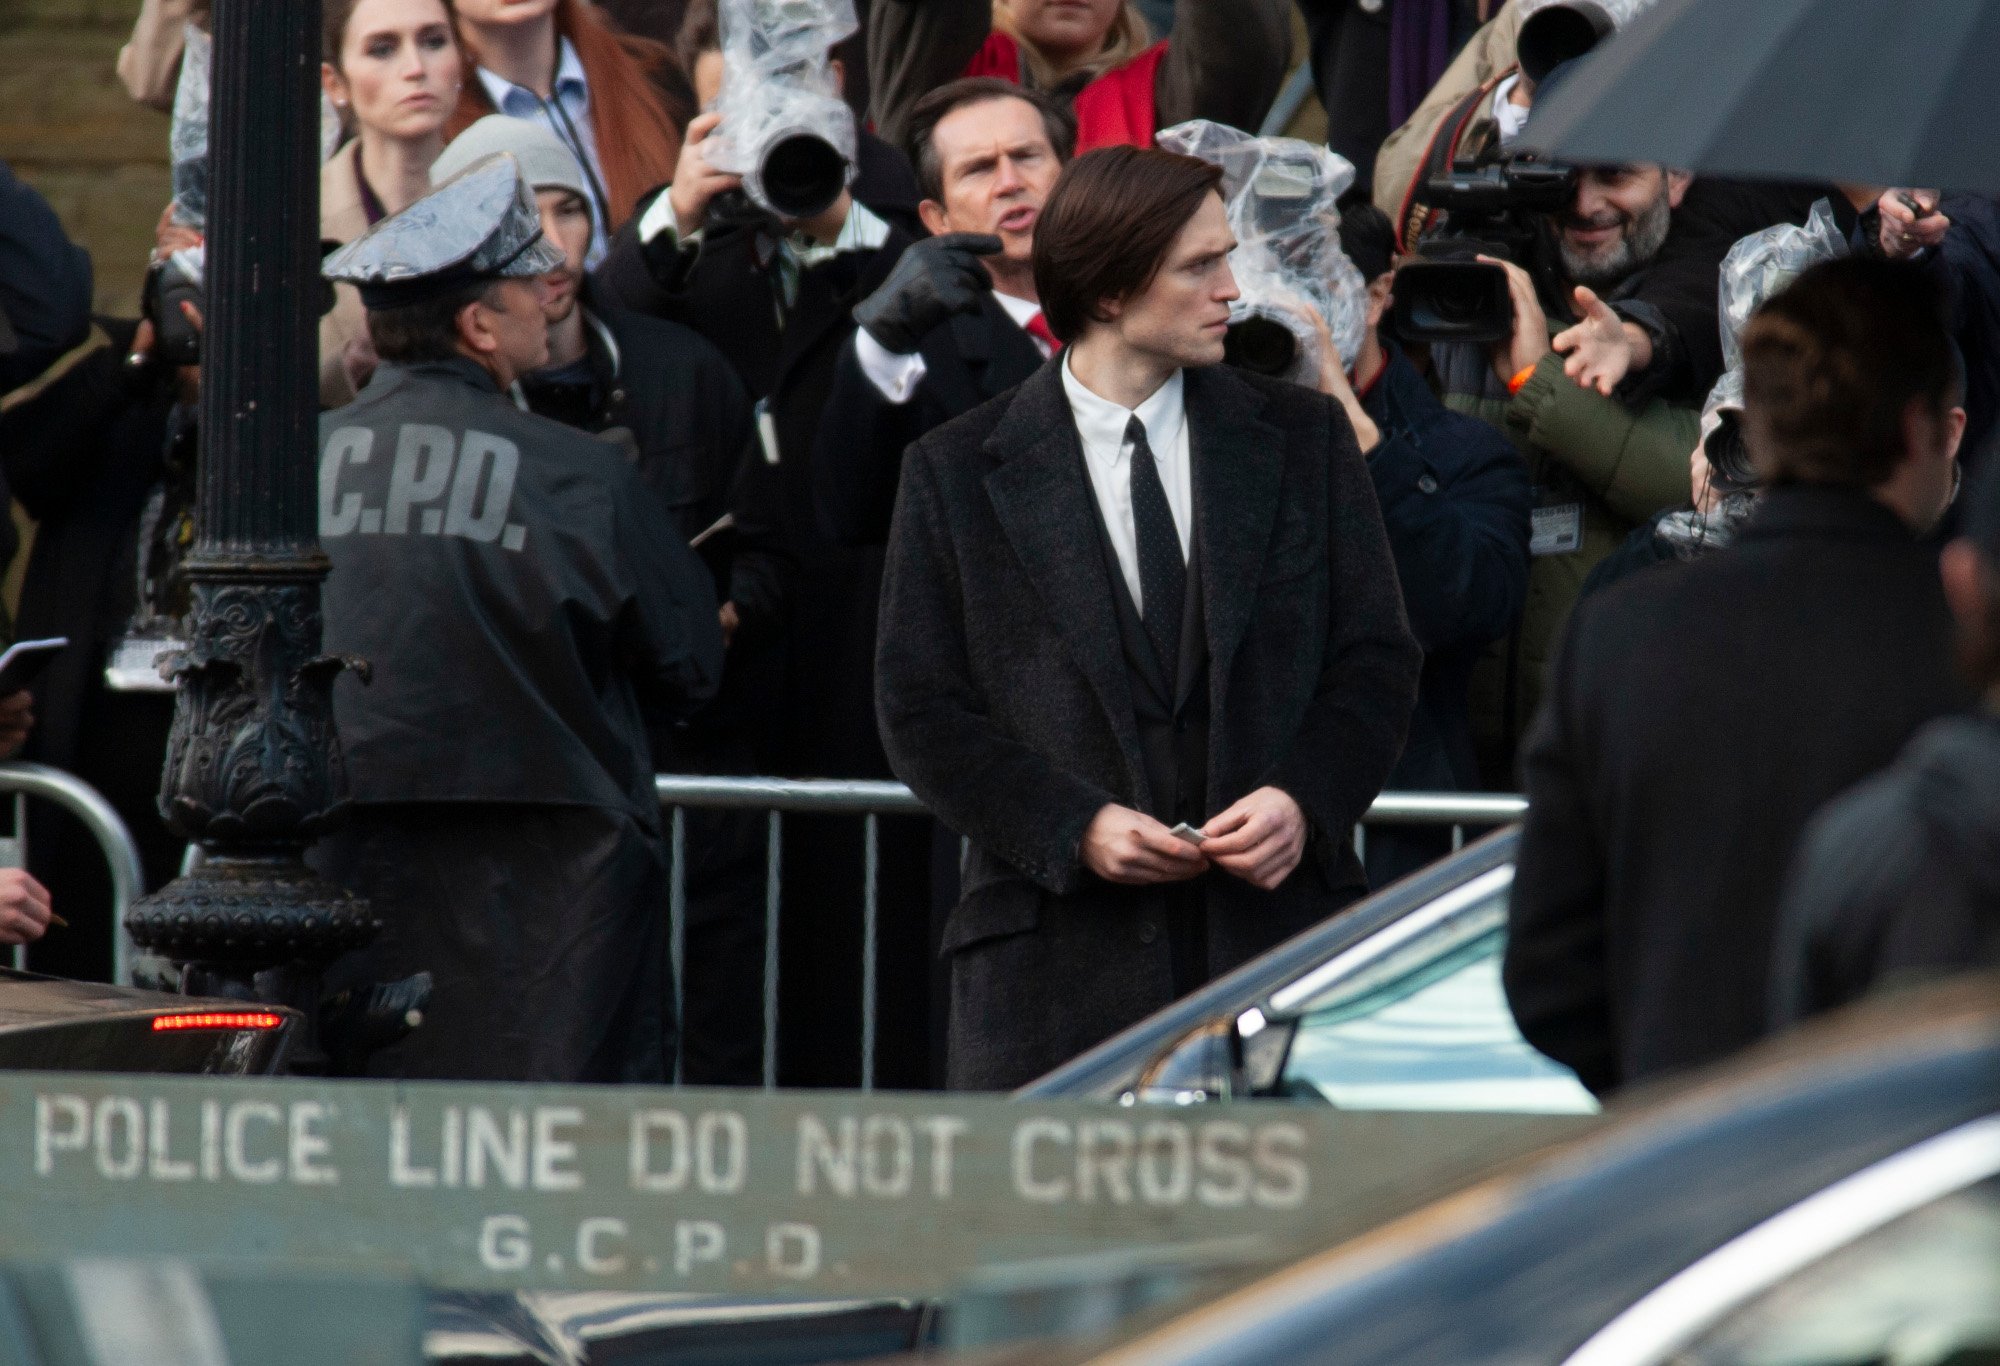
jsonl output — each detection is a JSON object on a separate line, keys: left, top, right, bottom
{"left": 1060, "top": 353, "right": 1193, "bottom": 616}
{"left": 855, "top": 291, "right": 1054, "bottom": 403}
{"left": 477, "top": 39, "right": 610, "bottom": 268}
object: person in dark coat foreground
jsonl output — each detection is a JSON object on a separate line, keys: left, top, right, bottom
{"left": 876, "top": 147, "right": 1420, "bottom": 1090}
{"left": 1770, "top": 461, "right": 2000, "bottom": 1026}
{"left": 1505, "top": 258, "right": 1972, "bottom": 1098}
{"left": 315, "top": 155, "right": 723, "bottom": 1082}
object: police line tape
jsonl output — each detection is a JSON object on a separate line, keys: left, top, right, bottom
{"left": 7, "top": 1073, "right": 1589, "bottom": 1297}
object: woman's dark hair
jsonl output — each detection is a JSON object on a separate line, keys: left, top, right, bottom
{"left": 906, "top": 78, "right": 1075, "bottom": 204}
{"left": 324, "top": 0, "right": 459, "bottom": 67}
{"left": 1742, "top": 256, "right": 1956, "bottom": 490}
{"left": 364, "top": 279, "right": 497, "bottom": 363}
{"left": 1032, "top": 146, "right": 1222, "bottom": 343}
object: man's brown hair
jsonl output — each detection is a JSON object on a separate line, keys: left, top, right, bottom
{"left": 1742, "top": 256, "right": 1957, "bottom": 489}
{"left": 674, "top": 0, "right": 719, "bottom": 78}
{"left": 905, "top": 78, "right": 1076, "bottom": 204}
{"left": 1032, "top": 146, "right": 1223, "bottom": 343}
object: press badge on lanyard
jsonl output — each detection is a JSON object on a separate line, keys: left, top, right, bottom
{"left": 1531, "top": 491, "right": 1584, "bottom": 557}
{"left": 755, "top": 397, "right": 781, "bottom": 466}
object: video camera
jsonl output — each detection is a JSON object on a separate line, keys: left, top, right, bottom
{"left": 705, "top": 0, "right": 857, "bottom": 222}
{"left": 1392, "top": 154, "right": 1577, "bottom": 345}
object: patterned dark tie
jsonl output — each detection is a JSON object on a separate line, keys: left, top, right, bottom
{"left": 1126, "top": 415, "right": 1184, "bottom": 674}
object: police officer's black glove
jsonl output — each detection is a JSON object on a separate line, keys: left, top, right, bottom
{"left": 853, "top": 232, "right": 1004, "bottom": 354}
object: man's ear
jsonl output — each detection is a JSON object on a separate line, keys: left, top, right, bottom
{"left": 1365, "top": 272, "right": 1393, "bottom": 329}
{"left": 1947, "top": 405, "right": 1970, "bottom": 462}
{"left": 918, "top": 198, "right": 951, "bottom": 237}
{"left": 830, "top": 56, "right": 846, "bottom": 99}
{"left": 455, "top": 297, "right": 498, "bottom": 357}
{"left": 321, "top": 62, "right": 348, "bottom": 111}
{"left": 1665, "top": 169, "right": 1694, "bottom": 210}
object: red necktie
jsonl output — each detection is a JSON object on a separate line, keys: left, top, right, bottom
{"left": 1024, "top": 311, "right": 1062, "bottom": 356}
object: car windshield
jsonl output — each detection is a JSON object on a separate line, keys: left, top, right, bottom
{"left": 1274, "top": 869, "right": 1599, "bottom": 1114}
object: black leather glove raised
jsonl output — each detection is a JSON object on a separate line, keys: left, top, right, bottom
{"left": 852, "top": 232, "right": 1004, "bottom": 354}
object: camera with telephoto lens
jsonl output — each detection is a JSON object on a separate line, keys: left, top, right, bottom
{"left": 1703, "top": 407, "right": 1758, "bottom": 493}
{"left": 142, "top": 248, "right": 205, "bottom": 367}
{"left": 1392, "top": 154, "right": 1578, "bottom": 345}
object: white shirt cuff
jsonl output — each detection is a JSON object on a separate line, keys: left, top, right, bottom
{"left": 854, "top": 328, "right": 928, "bottom": 404}
{"left": 638, "top": 192, "right": 699, "bottom": 250}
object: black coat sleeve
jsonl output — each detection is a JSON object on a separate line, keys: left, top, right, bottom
{"left": 876, "top": 444, "right": 1122, "bottom": 895}
{"left": 1368, "top": 417, "right": 1531, "bottom": 655}
{"left": 724, "top": 436, "right": 794, "bottom": 624}
{"left": 813, "top": 336, "right": 928, "bottom": 546}
{"left": 0, "top": 327, "right": 154, "bottom": 520}
{"left": 0, "top": 162, "right": 93, "bottom": 395}
{"left": 615, "top": 466, "right": 728, "bottom": 722}
{"left": 1262, "top": 396, "right": 1423, "bottom": 871}
{"left": 1620, "top": 179, "right": 1831, "bottom": 404}
{"left": 1504, "top": 598, "right": 1619, "bottom": 1096}
{"left": 591, "top": 187, "right": 684, "bottom": 321}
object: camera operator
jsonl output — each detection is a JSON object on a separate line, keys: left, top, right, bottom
{"left": 1317, "top": 202, "right": 1532, "bottom": 887}
{"left": 595, "top": 0, "right": 938, "bottom": 1087}
{"left": 1418, "top": 154, "right": 1711, "bottom": 778}
{"left": 1505, "top": 257, "right": 1972, "bottom": 1097}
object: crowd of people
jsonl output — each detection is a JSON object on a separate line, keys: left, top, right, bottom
{"left": 0, "top": 0, "right": 1994, "bottom": 1093}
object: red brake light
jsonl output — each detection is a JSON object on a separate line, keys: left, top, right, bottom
{"left": 151, "top": 1011, "right": 286, "bottom": 1032}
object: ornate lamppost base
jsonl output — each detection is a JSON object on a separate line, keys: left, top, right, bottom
{"left": 128, "top": 854, "right": 381, "bottom": 1071}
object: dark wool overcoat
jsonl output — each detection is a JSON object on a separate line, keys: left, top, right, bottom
{"left": 877, "top": 360, "right": 1422, "bottom": 1089}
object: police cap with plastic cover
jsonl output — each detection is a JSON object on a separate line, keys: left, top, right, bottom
{"left": 322, "top": 153, "right": 565, "bottom": 310}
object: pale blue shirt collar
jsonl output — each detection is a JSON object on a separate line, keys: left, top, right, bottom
{"left": 475, "top": 37, "right": 589, "bottom": 116}
{"left": 1060, "top": 354, "right": 1187, "bottom": 462}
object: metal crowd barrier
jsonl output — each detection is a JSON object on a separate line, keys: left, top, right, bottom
{"left": 0, "top": 763, "right": 146, "bottom": 985}
{"left": 654, "top": 775, "right": 1528, "bottom": 1092}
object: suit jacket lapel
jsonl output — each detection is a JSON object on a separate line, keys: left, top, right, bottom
{"left": 983, "top": 364, "right": 1152, "bottom": 806}
{"left": 1186, "top": 367, "right": 1284, "bottom": 690}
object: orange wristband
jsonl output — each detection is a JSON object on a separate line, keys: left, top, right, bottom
{"left": 1507, "top": 363, "right": 1539, "bottom": 395}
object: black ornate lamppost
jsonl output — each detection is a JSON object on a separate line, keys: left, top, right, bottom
{"left": 125, "top": 0, "right": 378, "bottom": 1056}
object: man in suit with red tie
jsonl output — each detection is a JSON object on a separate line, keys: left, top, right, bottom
{"left": 814, "top": 78, "right": 1076, "bottom": 545}
{"left": 876, "top": 145, "right": 1421, "bottom": 1089}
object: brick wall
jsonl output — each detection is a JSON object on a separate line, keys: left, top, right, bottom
{"left": 2, "top": 0, "right": 172, "bottom": 317}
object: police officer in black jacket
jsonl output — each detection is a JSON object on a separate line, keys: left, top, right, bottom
{"left": 317, "top": 155, "right": 724, "bottom": 1083}
{"left": 435, "top": 117, "right": 790, "bottom": 1085}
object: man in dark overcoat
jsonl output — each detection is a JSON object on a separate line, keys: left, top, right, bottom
{"left": 876, "top": 146, "right": 1422, "bottom": 1090}
{"left": 1505, "top": 258, "right": 1973, "bottom": 1097}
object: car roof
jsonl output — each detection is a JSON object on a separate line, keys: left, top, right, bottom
{"left": 1019, "top": 975, "right": 2000, "bottom": 1365}
{"left": 1018, "top": 828, "right": 1521, "bottom": 1099}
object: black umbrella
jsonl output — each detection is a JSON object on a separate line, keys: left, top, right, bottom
{"left": 1522, "top": 0, "right": 2000, "bottom": 193}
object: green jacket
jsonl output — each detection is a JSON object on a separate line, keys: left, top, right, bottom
{"left": 1447, "top": 349, "right": 1699, "bottom": 783}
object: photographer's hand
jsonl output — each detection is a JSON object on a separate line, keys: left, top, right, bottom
{"left": 667, "top": 112, "right": 744, "bottom": 239}
{"left": 1303, "top": 305, "right": 1380, "bottom": 453}
{"left": 1553, "top": 286, "right": 1651, "bottom": 397}
{"left": 1877, "top": 189, "right": 1949, "bottom": 260}
{"left": 1480, "top": 256, "right": 1549, "bottom": 386}
{"left": 852, "top": 233, "right": 1003, "bottom": 354}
